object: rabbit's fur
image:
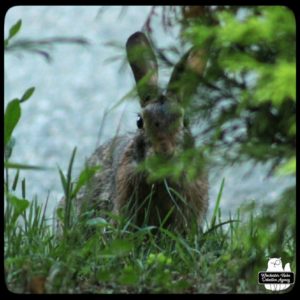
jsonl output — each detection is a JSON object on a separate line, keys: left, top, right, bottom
{"left": 56, "top": 32, "right": 208, "bottom": 233}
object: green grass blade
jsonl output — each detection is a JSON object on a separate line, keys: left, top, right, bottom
{"left": 21, "top": 178, "right": 26, "bottom": 199}
{"left": 4, "top": 161, "right": 51, "bottom": 171}
{"left": 71, "top": 165, "right": 100, "bottom": 198}
{"left": 210, "top": 178, "right": 225, "bottom": 228}
{"left": 58, "top": 166, "right": 67, "bottom": 196}
{"left": 203, "top": 219, "right": 240, "bottom": 238}
{"left": 66, "top": 147, "right": 77, "bottom": 192}
{"left": 62, "top": 147, "right": 77, "bottom": 235}
{"left": 12, "top": 170, "right": 20, "bottom": 191}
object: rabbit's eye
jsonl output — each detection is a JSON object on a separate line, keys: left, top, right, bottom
{"left": 136, "top": 115, "right": 143, "bottom": 129}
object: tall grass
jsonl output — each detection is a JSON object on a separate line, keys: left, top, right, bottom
{"left": 4, "top": 17, "right": 295, "bottom": 294}
{"left": 4, "top": 149, "right": 296, "bottom": 293}
{"left": 4, "top": 86, "right": 296, "bottom": 294}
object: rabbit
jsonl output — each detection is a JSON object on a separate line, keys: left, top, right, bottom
{"left": 55, "top": 31, "right": 209, "bottom": 234}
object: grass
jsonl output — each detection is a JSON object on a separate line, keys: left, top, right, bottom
{"left": 4, "top": 150, "right": 296, "bottom": 294}
{"left": 4, "top": 16, "right": 295, "bottom": 294}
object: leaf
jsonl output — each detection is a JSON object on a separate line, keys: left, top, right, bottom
{"left": 86, "top": 217, "right": 108, "bottom": 227}
{"left": 66, "top": 147, "right": 77, "bottom": 193}
{"left": 102, "top": 239, "right": 133, "bottom": 257}
{"left": 118, "top": 266, "right": 139, "bottom": 286}
{"left": 4, "top": 99, "right": 21, "bottom": 146}
{"left": 20, "top": 87, "right": 35, "bottom": 103}
{"left": 146, "top": 253, "right": 172, "bottom": 266}
{"left": 21, "top": 178, "right": 26, "bottom": 199}
{"left": 96, "top": 270, "right": 112, "bottom": 282}
{"left": 4, "top": 161, "right": 51, "bottom": 171}
{"left": 8, "top": 19, "right": 22, "bottom": 40}
{"left": 58, "top": 167, "right": 67, "bottom": 196}
{"left": 56, "top": 207, "right": 64, "bottom": 222}
{"left": 9, "top": 195, "right": 29, "bottom": 223}
{"left": 71, "top": 165, "right": 101, "bottom": 198}
{"left": 12, "top": 170, "right": 20, "bottom": 191}
{"left": 276, "top": 157, "right": 296, "bottom": 176}
{"left": 203, "top": 219, "right": 240, "bottom": 237}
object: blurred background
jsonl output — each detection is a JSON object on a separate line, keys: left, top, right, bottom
{"left": 4, "top": 6, "right": 294, "bottom": 219}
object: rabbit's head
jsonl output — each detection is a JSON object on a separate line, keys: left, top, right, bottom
{"left": 126, "top": 32, "right": 204, "bottom": 158}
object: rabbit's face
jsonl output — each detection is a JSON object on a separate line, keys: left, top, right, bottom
{"left": 139, "top": 96, "right": 185, "bottom": 157}
{"left": 126, "top": 32, "right": 200, "bottom": 158}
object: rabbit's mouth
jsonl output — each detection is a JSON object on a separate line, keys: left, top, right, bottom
{"left": 152, "top": 140, "right": 176, "bottom": 157}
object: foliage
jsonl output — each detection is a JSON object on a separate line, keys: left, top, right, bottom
{"left": 185, "top": 6, "right": 296, "bottom": 174}
{"left": 4, "top": 8, "right": 296, "bottom": 294}
{"left": 141, "top": 6, "right": 295, "bottom": 178}
{"left": 5, "top": 167, "right": 296, "bottom": 293}
{"left": 5, "top": 19, "right": 89, "bottom": 62}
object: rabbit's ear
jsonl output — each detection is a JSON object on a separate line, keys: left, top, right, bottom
{"left": 126, "top": 32, "right": 159, "bottom": 107}
{"left": 167, "top": 47, "right": 207, "bottom": 106}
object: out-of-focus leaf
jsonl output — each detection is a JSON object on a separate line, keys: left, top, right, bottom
{"left": 21, "top": 178, "right": 26, "bottom": 199}
{"left": 102, "top": 239, "right": 133, "bottom": 257}
{"left": 118, "top": 266, "right": 139, "bottom": 286}
{"left": 8, "top": 19, "right": 22, "bottom": 40}
{"left": 86, "top": 217, "right": 108, "bottom": 227}
{"left": 71, "top": 165, "right": 101, "bottom": 198}
{"left": 253, "top": 62, "right": 296, "bottom": 106}
{"left": 4, "top": 162, "right": 51, "bottom": 171}
{"left": 12, "top": 170, "right": 20, "bottom": 191}
{"left": 56, "top": 207, "right": 64, "bottom": 222}
{"left": 9, "top": 195, "right": 29, "bottom": 223}
{"left": 96, "top": 270, "right": 112, "bottom": 282}
{"left": 276, "top": 157, "right": 296, "bottom": 176}
{"left": 20, "top": 87, "right": 35, "bottom": 103}
{"left": 4, "top": 99, "right": 21, "bottom": 146}
{"left": 58, "top": 167, "right": 67, "bottom": 197}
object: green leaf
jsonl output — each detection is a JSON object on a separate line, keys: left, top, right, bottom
{"left": 102, "top": 239, "right": 133, "bottom": 257}
{"left": 9, "top": 195, "right": 29, "bottom": 223}
{"left": 58, "top": 167, "right": 67, "bottom": 196}
{"left": 66, "top": 147, "right": 77, "bottom": 195}
{"left": 8, "top": 19, "right": 22, "bottom": 40}
{"left": 21, "top": 178, "right": 26, "bottom": 199}
{"left": 4, "top": 161, "right": 51, "bottom": 171}
{"left": 12, "top": 170, "right": 20, "bottom": 191}
{"left": 86, "top": 217, "right": 108, "bottom": 227}
{"left": 4, "top": 99, "right": 21, "bottom": 146}
{"left": 118, "top": 266, "right": 139, "bottom": 286}
{"left": 65, "top": 148, "right": 77, "bottom": 230}
{"left": 71, "top": 165, "right": 101, "bottom": 198}
{"left": 146, "top": 253, "right": 172, "bottom": 266}
{"left": 56, "top": 207, "right": 64, "bottom": 222}
{"left": 20, "top": 87, "right": 35, "bottom": 103}
{"left": 276, "top": 157, "right": 296, "bottom": 176}
{"left": 96, "top": 270, "right": 112, "bottom": 282}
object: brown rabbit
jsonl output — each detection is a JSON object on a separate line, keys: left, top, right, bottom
{"left": 56, "top": 32, "right": 208, "bottom": 233}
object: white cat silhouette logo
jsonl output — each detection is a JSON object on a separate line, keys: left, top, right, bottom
{"left": 264, "top": 258, "right": 292, "bottom": 291}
